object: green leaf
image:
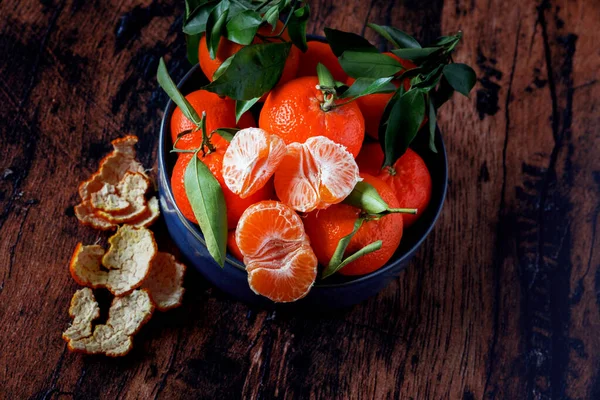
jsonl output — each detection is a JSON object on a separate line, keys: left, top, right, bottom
{"left": 339, "top": 77, "right": 395, "bottom": 99}
{"left": 442, "top": 63, "right": 476, "bottom": 96}
{"left": 339, "top": 51, "right": 403, "bottom": 78}
{"left": 183, "top": 1, "right": 218, "bottom": 34}
{"left": 212, "top": 54, "right": 234, "bottom": 80}
{"left": 184, "top": 155, "right": 228, "bottom": 267}
{"left": 342, "top": 181, "right": 389, "bottom": 214}
{"left": 428, "top": 97, "right": 438, "bottom": 153}
{"left": 332, "top": 241, "right": 382, "bottom": 274}
{"left": 263, "top": 5, "right": 279, "bottom": 30}
{"left": 411, "top": 64, "right": 444, "bottom": 91}
{"left": 392, "top": 47, "right": 441, "bottom": 63}
{"left": 206, "top": 4, "right": 229, "bottom": 59}
{"left": 322, "top": 218, "right": 381, "bottom": 279}
{"left": 277, "top": 0, "right": 293, "bottom": 12}
{"left": 203, "top": 42, "right": 292, "bottom": 100}
{"left": 317, "top": 63, "right": 335, "bottom": 88}
{"left": 235, "top": 97, "right": 260, "bottom": 123}
{"left": 185, "top": 34, "right": 202, "bottom": 64}
{"left": 367, "top": 23, "right": 421, "bottom": 49}
{"left": 226, "top": 10, "right": 262, "bottom": 45}
{"left": 323, "top": 27, "right": 378, "bottom": 57}
{"left": 382, "top": 89, "right": 425, "bottom": 166}
{"left": 213, "top": 128, "right": 239, "bottom": 142}
{"left": 157, "top": 58, "right": 202, "bottom": 126}
{"left": 432, "top": 75, "right": 454, "bottom": 109}
{"left": 287, "top": 4, "right": 310, "bottom": 52}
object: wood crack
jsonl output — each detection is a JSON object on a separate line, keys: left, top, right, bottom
{"left": 483, "top": 17, "right": 521, "bottom": 397}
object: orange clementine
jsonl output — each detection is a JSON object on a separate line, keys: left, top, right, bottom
{"left": 355, "top": 141, "right": 385, "bottom": 176}
{"left": 274, "top": 136, "right": 361, "bottom": 212}
{"left": 222, "top": 128, "right": 286, "bottom": 198}
{"left": 170, "top": 134, "right": 273, "bottom": 229}
{"left": 198, "top": 20, "right": 300, "bottom": 89}
{"left": 303, "top": 173, "right": 403, "bottom": 276}
{"left": 236, "top": 111, "right": 256, "bottom": 129}
{"left": 296, "top": 40, "right": 347, "bottom": 82}
{"left": 378, "top": 148, "right": 432, "bottom": 227}
{"left": 348, "top": 53, "right": 416, "bottom": 139}
{"left": 235, "top": 201, "right": 317, "bottom": 302}
{"left": 227, "top": 230, "right": 244, "bottom": 261}
{"left": 259, "top": 76, "right": 365, "bottom": 157}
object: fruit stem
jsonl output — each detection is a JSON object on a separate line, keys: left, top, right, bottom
{"left": 386, "top": 208, "right": 418, "bottom": 215}
{"left": 199, "top": 111, "right": 216, "bottom": 156}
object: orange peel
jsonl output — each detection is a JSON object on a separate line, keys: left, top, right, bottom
{"left": 65, "top": 289, "right": 154, "bottom": 357}
{"left": 90, "top": 182, "right": 130, "bottom": 212}
{"left": 78, "top": 135, "right": 146, "bottom": 202}
{"left": 96, "top": 172, "right": 150, "bottom": 223}
{"left": 74, "top": 202, "right": 117, "bottom": 231}
{"left": 143, "top": 252, "right": 186, "bottom": 311}
{"left": 69, "top": 225, "right": 157, "bottom": 296}
{"left": 62, "top": 288, "right": 100, "bottom": 342}
{"left": 129, "top": 196, "right": 160, "bottom": 228}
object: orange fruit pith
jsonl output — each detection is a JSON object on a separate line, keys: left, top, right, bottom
{"left": 259, "top": 76, "right": 365, "bottom": 158}
{"left": 296, "top": 40, "right": 347, "bottom": 82}
{"left": 222, "top": 128, "right": 286, "bottom": 199}
{"left": 378, "top": 148, "right": 432, "bottom": 228}
{"left": 170, "top": 134, "right": 273, "bottom": 229}
{"left": 303, "top": 173, "right": 403, "bottom": 276}
{"left": 348, "top": 53, "right": 416, "bottom": 139}
{"left": 198, "top": 20, "right": 300, "bottom": 89}
{"left": 274, "top": 136, "right": 361, "bottom": 213}
{"left": 235, "top": 201, "right": 317, "bottom": 302}
{"left": 356, "top": 141, "right": 385, "bottom": 176}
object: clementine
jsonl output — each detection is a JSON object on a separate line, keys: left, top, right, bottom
{"left": 259, "top": 76, "right": 365, "bottom": 158}
{"left": 296, "top": 40, "right": 347, "bottom": 82}
{"left": 303, "top": 173, "right": 404, "bottom": 276}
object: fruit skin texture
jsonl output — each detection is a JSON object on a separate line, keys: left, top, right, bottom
{"left": 355, "top": 141, "right": 385, "bottom": 176}
{"left": 303, "top": 174, "right": 404, "bottom": 276}
{"left": 296, "top": 40, "right": 347, "bottom": 82}
{"left": 198, "top": 20, "right": 300, "bottom": 88}
{"left": 227, "top": 230, "right": 244, "bottom": 261}
{"left": 259, "top": 76, "right": 365, "bottom": 158}
{"left": 348, "top": 53, "right": 416, "bottom": 139}
{"left": 170, "top": 90, "right": 255, "bottom": 148}
{"left": 378, "top": 148, "right": 432, "bottom": 227}
{"left": 170, "top": 134, "right": 273, "bottom": 230}
{"left": 235, "top": 200, "right": 317, "bottom": 303}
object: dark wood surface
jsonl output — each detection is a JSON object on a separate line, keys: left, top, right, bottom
{"left": 1, "top": 0, "right": 598, "bottom": 398}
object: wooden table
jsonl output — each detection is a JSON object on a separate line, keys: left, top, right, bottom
{"left": 1, "top": 0, "right": 598, "bottom": 398}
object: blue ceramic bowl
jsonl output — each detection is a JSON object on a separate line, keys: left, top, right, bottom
{"left": 158, "top": 54, "right": 448, "bottom": 310}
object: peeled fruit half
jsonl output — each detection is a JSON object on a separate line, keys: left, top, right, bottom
{"left": 235, "top": 201, "right": 317, "bottom": 303}
{"left": 274, "top": 136, "right": 361, "bottom": 212}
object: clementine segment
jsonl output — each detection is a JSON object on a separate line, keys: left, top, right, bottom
{"left": 296, "top": 40, "right": 347, "bottom": 82}
{"left": 259, "top": 76, "right": 365, "bottom": 158}
{"left": 274, "top": 136, "right": 361, "bottom": 212}
{"left": 198, "top": 20, "right": 300, "bottom": 88}
{"left": 378, "top": 148, "right": 432, "bottom": 227}
{"left": 303, "top": 174, "right": 403, "bottom": 276}
{"left": 222, "top": 128, "right": 287, "bottom": 199}
{"left": 235, "top": 201, "right": 317, "bottom": 302}
{"left": 170, "top": 134, "right": 273, "bottom": 229}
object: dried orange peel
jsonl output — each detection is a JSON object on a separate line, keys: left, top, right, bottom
{"left": 75, "top": 135, "right": 160, "bottom": 230}
{"left": 70, "top": 225, "right": 157, "bottom": 296}
{"left": 142, "top": 252, "right": 186, "bottom": 311}
{"left": 96, "top": 172, "right": 150, "bottom": 223}
{"left": 78, "top": 135, "right": 146, "bottom": 201}
{"left": 64, "top": 288, "right": 154, "bottom": 357}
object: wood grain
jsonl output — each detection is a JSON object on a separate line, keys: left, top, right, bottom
{"left": 0, "top": 0, "right": 598, "bottom": 399}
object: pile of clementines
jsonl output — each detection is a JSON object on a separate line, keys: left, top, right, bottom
{"left": 157, "top": 0, "right": 476, "bottom": 303}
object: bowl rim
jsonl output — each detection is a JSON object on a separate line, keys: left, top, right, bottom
{"left": 158, "top": 46, "right": 448, "bottom": 289}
